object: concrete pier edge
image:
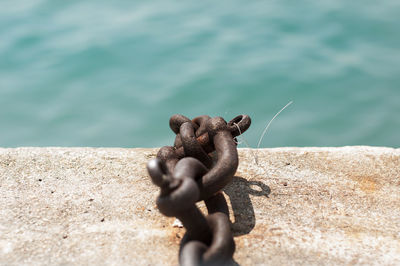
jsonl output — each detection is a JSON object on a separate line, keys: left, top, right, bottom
{"left": 0, "top": 146, "right": 399, "bottom": 265}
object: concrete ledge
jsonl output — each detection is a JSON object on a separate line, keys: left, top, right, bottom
{"left": 0, "top": 146, "right": 399, "bottom": 265}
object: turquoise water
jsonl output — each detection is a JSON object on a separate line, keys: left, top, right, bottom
{"left": 0, "top": 1, "right": 399, "bottom": 148}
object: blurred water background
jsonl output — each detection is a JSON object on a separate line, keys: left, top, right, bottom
{"left": 0, "top": 1, "right": 399, "bottom": 148}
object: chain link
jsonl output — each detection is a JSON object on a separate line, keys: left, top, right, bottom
{"left": 147, "top": 114, "right": 251, "bottom": 266}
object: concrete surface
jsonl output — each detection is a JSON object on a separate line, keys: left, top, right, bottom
{"left": 0, "top": 146, "right": 399, "bottom": 265}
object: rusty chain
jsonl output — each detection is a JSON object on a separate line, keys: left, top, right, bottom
{"left": 147, "top": 114, "right": 251, "bottom": 266}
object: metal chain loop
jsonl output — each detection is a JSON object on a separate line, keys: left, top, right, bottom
{"left": 147, "top": 114, "right": 251, "bottom": 266}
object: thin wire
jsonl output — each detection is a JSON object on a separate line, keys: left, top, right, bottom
{"left": 233, "top": 122, "right": 258, "bottom": 164}
{"left": 232, "top": 122, "right": 243, "bottom": 145}
{"left": 254, "top": 101, "right": 293, "bottom": 165}
{"left": 256, "top": 101, "right": 293, "bottom": 149}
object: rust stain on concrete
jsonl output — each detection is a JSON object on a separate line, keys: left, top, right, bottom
{"left": 350, "top": 175, "right": 381, "bottom": 193}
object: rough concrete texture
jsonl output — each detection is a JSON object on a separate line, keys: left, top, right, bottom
{"left": 0, "top": 146, "right": 399, "bottom": 265}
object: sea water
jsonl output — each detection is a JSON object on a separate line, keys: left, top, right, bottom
{"left": 0, "top": 1, "right": 399, "bottom": 148}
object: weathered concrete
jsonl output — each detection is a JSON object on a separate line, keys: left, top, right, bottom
{"left": 0, "top": 146, "right": 399, "bottom": 265}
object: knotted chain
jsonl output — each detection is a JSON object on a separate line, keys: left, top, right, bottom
{"left": 147, "top": 114, "right": 251, "bottom": 266}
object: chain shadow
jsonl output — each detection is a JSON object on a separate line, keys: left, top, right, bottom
{"left": 223, "top": 176, "right": 271, "bottom": 236}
